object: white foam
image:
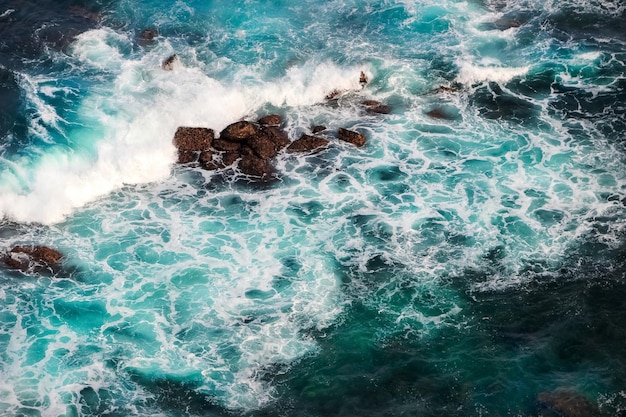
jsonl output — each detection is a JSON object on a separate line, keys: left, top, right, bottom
{"left": 456, "top": 60, "right": 530, "bottom": 85}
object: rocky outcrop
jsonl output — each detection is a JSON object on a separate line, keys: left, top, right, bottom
{"left": 338, "top": 128, "right": 366, "bottom": 147}
{"left": 2, "top": 246, "right": 63, "bottom": 275}
{"left": 312, "top": 125, "right": 326, "bottom": 134}
{"left": 537, "top": 389, "right": 599, "bottom": 417}
{"left": 286, "top": 134, "right": 329, "bottom": 154}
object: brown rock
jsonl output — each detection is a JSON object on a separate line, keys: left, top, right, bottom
{"left": 173, "top": 127, "right": 214, "bottom": 151}
{"left": 239, "top": 155, "right": 271, "bottom": 177}
{"left": 248, "top": 135, "right": 279, "bottom": 159}
{"left": 325, "top": 89, "right": 342, "bottom": 100}
{"left": 177, "top": 150, "right": 197, "bottom": 164}
{"left": 312, "top": 125, "right": 327, "bottom": 134}
{"left": 538, "top": 389, "right": 599, "bottom": 417}
{"left": 211, "top": 139, "right": 242, "bottom": 152}
{"left": 198, "top": 150, "right": 213, "bottom": 168}
{"left": 264, "top": 126, "right": 290, "bottom": 151}
{"left": 426, "top": 108, "right": 448, "bottom": 119}
{"left": 257, "top": 114, "right": 282, "bottom": 126}
{"left": 287, "top": 134, "right": 330, "bottom": 153}
{"left": 338, "top": 128, "right": 366, "bottom": 147}
{"left": 220, "top": 121, "right": 259, "bottom": 142}
{"left": 139, "top": 28, "right": 157, "bottom": 46}
{"left": 221, "top": 151, "right": 240, "bottom": 167}
{"left": 3, "top": 246, "right": 63, "bottom": 274}
{"left": 362, "top": 100, "right": 391, "bottom": 114}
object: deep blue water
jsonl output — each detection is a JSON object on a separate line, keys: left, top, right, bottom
{"left": 1, "top": 0, "right": 626, "bottom": 416}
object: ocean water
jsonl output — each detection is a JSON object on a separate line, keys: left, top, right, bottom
{"left": 1, "top": 0, "right": 626, "bottom": 416}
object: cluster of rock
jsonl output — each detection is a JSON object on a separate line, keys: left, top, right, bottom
{"left": 172, "top": 114, "right": 367, "bottom": 179}
{"left": 1, "top": 245, "right": 64, "bottom": 275}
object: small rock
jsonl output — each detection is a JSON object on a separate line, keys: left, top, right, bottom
{"left": 212, "top": 139, "right": 242, "bottom": 152}
{"left": 139, "top": 28, "right": 157, "bottom": 46}
{"left": 537, "top": 389, "right": 599, "bottom": 417}
{"left": 162, "top": 54, "right": 178, "bottom": 70}
{"left": 257, "top": 114, "right": 282, "bottom": 126}
{"left": 220, "top": 121, "right": 259, "bottom": 142}
{"left": 325, "top": 89, "right": 342, "bottom": 100}
{"left": 362, "top": 100, "right": 391, "bottom": 114}
{"left": 173, "top": 127, "right": 214, "bottom": 151}
{"left": 239, "top": 155, "right": 271, "bottom": 178}
{"left": 426, "top": 108, "right": 451, "bottom": 120}
{"left": 359, "top": 71, "right": 368, "bottom": 87}
{"left": 312, "top": 125, "right": 326, "bottom": 134}
{"left": 198, "top": 150, "right": 213, "bottom": 168}
{"left": 3, "top": 246, "right": 63, "bottom": 275}
{"left": 338, "top": 127, "right": 366, "bottom": 147}
{"left": 221, "top": 151, "right": 240, "bottom": 167}
{"left": 286, "top": 134, "right": 330, "bottom": 154}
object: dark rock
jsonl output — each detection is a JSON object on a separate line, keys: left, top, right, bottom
{"left": 221, "top": 151, "right": 240, "bottom": 167}
{"left": 211, "top": 139, "right": 241, "bottom": 152}
{"left": 286, "top": 134, "right": 330, "bottom": 153}
{"left": 263, "top": 126, "right": 291, "bottom": 151}
{"left": 257, "top": 114, "right": 282, "bottom": 126}
{"left": 3, "top": 246, "right": 63, "bottom": 275}
{"left": 426, "top": 108, "right": 451, "bottom": 119}
{"left": 173, "top": 127, "right": 214, "bottom": 151}
{"left": 312, "top": 125, "right": 327, "bottom": 134}
{"left": 359, "top": 71, "right": 368, "bottom": 87}
{"left": 325, "top": 89, "right": 342, "bottom": 100}
{"left": 220, "top": 121, "right": 259, "bottom": 142}
{"left": 537, "top": 389, "right": 599, "bottom": 417}
{"left": 139, "top": 28, "right": 157, "bottom": 46}
{"left": 177, "top": 150, "right": 197, "bottom": 164}
{"left": 162, "top": 54, "right": 178, "bottom": 70}
{"left": 239, "top": 155, "right": 271, "bottom": 178}
{"left": 248, "top": 135, "right": 279, "bottom": 159}
{"left": 362, "top": 100, "right": 391, "bottom": 114}
{"left": 338, "top": 128, "right": 366, "bottom": 147}
{"left": 198, "top": 150, "right": 213, "bottom": 168}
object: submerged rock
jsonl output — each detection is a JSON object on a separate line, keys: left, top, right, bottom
{"left": 239, "top": 155, "right": 271, "bottom": 178}
{"left": 537, "top": 389, "right": 599, "bottom": 417}
{"left": 2, "top": 246, "right": 63, "bottom": 275}
{"left": 312, "top": 125, "right": 327, "bottom": 134}
{"left": 362, "top": 100, "right": 391, "bottom": 114}
{"left": 286, "top": 134, "right": 329, "bottom": 153}
{"left": 426, "top": 108, "right": 452, "bottom": 120}
{"left": 139, "top": 28, "right": 157, "bottom": 46}
{"left": 338, "top": 127, "right": 366, "bottom": 147}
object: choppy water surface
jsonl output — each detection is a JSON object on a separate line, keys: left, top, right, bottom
{"left": 1, "top": 0, "right": 625, "bottom": 416}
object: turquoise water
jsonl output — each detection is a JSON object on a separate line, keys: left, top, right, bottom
{"left": 1, "top": 0, "right": 626, "bottom": 415}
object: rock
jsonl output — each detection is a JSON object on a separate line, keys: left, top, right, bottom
{"left": 173, "top": 127, "right": 214, "bottom": 152}
{"left": 239, "top": 155, "right": 271, "bottom": 177}
{"left": 362, "top": 100, "right": 391, "bottom": 114}
{"left": 211, "top": 139, "right": 242, "bottom": 152}
{"left": 263, "top": 126, "right": 291, "bottom": 151}
{"left": 537, "top": 389, "right": 599, "bottom": 417}
{"left": 162, "top": 54, "right": 178, "bottom": 70}
{"left": 220, "top": 121, "right": 259, "bottom": 142}
{"left": 338, "top": 127, "right": 366, "bottom": 147}
{"left": 198, "top": 150, "right": 213, "bottom": 168}
{"left": 359, "top": 71, "right": 368, "bottom": 87}
{"left": 221, "top": 151, "right": 240, "bottom": 167}
{"left": 257, "top": 114, "right": 282, "bottom": 126}
{"left": 312, "top": 125, "right": 326, "bottom": 134}
{"left": 177, "top": 150, "right": 197, "bottom": 164}
{"left": 3, "top": 246, "right": 63, "bottom": 274}
{"left": 286, "top": 134, "right": 330, "bottom": 154}
{"left": 139, "top": 28, "right": 157, "bottom": 46}
{"left": 426, "top": 108, "right": 452, "bottom": 120}
{"left": 325, "top": 89, "right": 342, "bottom": 100}
{"left": 248, "top": 134, "right": 279, "bottom": 159}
